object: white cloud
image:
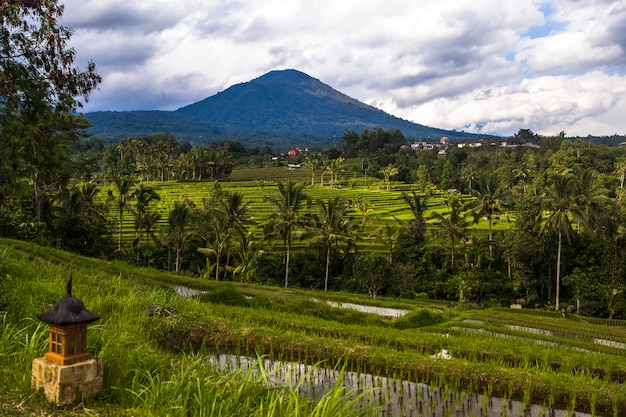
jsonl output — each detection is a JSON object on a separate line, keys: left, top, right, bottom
{"left": 61, "top": 0, "right": 626, "bottom": 136}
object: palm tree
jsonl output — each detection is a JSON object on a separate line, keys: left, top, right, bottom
{"left": 230, "top": 229, "right": 263, "bottom": 282}
{"left": 460, "top": 161, "right": 478, "bottom": 192}
{"left": 468, "top": 172, "right": 508, "bottom": 259}
{"left": 198, "top": 215, "right": 230, "bottom": 280}
{"left": 574, "top": 169, "right": 608, "bottom": 231}
{"left": 264, "top": 181, "right": 306, "bottom": 288}
{"left": 166, "top": 201, "right": 194, "bottom": 273}
{"left": 132, "top": 183, "right": 160, "bottom": 252}
{"left": 377, "top": 223, "right": 399, "bottom": 265}
{"left": 218, "top": 190, "right": 254, "bottom": 231}
{"left": 380, "top": 164, "right": 399, "bottom": 191}
{"left": 615, "top": 158, "right": 626, "bottom": 189}
{"left": 304, "top": 153, "right": 322, "bottom": 186}
{"left": 354, "top": 198, "right": 375, "bottom": 226}
{"left": 538, "top": 173, "right": 590, "bottom": 311}
{"left": 430, "top": 193, "right": 470, "bottom": 270}
{"left": 326, "top": 157, "right": 345, "bottom": 187}
{"left": 402, "top": 190, "right": 428, "bottom": 244}
{"left": 307, "top": 197, "right": 355, "bottom": 291}
{"left": 112, "top": 175, "right": 135, "bottom": 252}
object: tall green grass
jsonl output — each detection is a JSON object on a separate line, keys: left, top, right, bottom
{"left": 2, "top": 239, "right": 626, "bottom": 416}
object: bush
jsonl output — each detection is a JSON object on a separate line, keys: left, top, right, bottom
{"left": 198, "top": 285, "right": 250, "bottom": 307}
{"left": 393, "top": 308, "right": 446, "bottom": 329}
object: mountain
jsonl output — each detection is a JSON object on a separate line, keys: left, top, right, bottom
{"left": 84, "top": 69, "right": 490, "bottom": 149}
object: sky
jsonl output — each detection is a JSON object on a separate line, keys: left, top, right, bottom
{"left": 60, "top": 0, "right": 626, "bottom": 137}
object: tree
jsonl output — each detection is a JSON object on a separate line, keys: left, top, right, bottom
{"left": 1, "top": 0, "right": 100, "bottom": 200}
{"left": 307, "top": 197, "right": 355, "bottom": 291}
{"left": 401, "top": 190, "right": 428, "bottom": 244}
{"left": 111, "top": 175, "right": 135, "bottom": 252}
{"left": 429, "top": 193, "right": 470, "bottom": 270}
{"left": 326, "top": 157, "right": 345, "bottom": 187}
{"left": 538, "top": 173, "right": 590, "bottom": 311}
{"left": 264, "top": 181, "right": 306, "bottom": 288}
{"left": 218, "top": 190, "right": 254, "bottom": 231}
{"left": 52, "top": 183, "right": 109, "bottom": 256}
{"left": 377, "top": 223, "right": 400, "bottom": 265}
{"left": 230, "top": 229, "right": 263, "bottom": 283}
{"left": 132, "top": 184, "right": 161, "bottom": 252}
{"left": 353, "top": 253, "right": 389, "bottom": 299}
{"left": 467, "top": 171, "right": 508, "bottom": 260}
{"left": 166, "top": 201, "right": 194, "bottom": 273}
{"left": 353, "top": 198, "right": 375, "bottom": 226}
{"left": 198, "top": 215, "right": 230, "bottom": 281}
{"left": 380, "top": 164, "right": 399, "bottom": 191}
{"left": 304, "top": 153, "right": 322, "bottom": 186}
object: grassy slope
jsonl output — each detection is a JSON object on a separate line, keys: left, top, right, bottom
{"left": 1, "top": 238, "right": 625, "bottom": 416}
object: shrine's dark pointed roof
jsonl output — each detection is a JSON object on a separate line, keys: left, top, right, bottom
{"left": 37, "top": 275, "right": 100, "bottom": 326}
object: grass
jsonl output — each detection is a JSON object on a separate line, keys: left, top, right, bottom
{"left": 99, "top": 164, "right": 501, "bottom": 253}
{"left": 1, "top": 238, "right": 625, "bottom": 416}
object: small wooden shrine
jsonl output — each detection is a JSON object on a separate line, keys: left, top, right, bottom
{"left": 32, "top": 275, "right": 103, "bottom": 406}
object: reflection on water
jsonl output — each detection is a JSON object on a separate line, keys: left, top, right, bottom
{"left": 208, "top": 354, "right": 595, "bottom": 417}
{"left": 325, "top": 301, "right": 410, "bottom": 318}
{"left": 173, "top": 285, "right": 208, "bottom": 297}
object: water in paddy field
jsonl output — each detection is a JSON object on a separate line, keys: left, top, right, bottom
{"left": 207, "top": 354, "right": 596, "bottom": 417}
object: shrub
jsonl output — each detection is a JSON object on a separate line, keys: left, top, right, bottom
{"left": 393, "top": 308, "right": 446, "bottom": 329}
{"left": 198, "top": 285, "right": 250, "bottom": 307}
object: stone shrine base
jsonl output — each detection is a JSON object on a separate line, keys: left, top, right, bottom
{"left": 31, "top": 357, "right": 103, "bottom": 406}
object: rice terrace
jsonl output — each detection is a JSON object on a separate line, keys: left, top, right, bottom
{"left": 2, "top": 238, "right": 626, "bottom": 416}
{"left": 3, "top": 1, "right": 626, "bottom": 416}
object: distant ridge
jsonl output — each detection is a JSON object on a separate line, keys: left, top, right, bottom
{"left": 84, "top": 69, "right": 491, "bottom": 148}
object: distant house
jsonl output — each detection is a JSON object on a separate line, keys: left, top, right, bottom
{"left": 288, "top": 147, "right": 301, "bottom": 157}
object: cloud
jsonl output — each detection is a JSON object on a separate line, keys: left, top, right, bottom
{"left": 60, "top": 0, "right": 626, "bottom": 136}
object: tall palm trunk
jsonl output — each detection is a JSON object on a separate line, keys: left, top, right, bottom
{"left": 285, "top": 230, "right": 291, "bottom": 288}
{"left": 556, "top": 229, "right": 562, "bottom": 311}
{"left": 118, "top": 206, "right": 123, "bottom": 251}
{"left": 324, "top": 244, "right": 331, "bottom": 292}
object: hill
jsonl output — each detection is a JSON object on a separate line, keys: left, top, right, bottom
{"left": 84, "top": 69, "right": 490, "bottom": 149}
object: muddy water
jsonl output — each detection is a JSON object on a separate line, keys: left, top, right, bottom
{"left": 207, "top": 354, "right": 596, "bottom": 417}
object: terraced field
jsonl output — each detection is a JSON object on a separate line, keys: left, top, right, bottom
{"left": 2, "top": 239, "right": 624, "bottom": 416}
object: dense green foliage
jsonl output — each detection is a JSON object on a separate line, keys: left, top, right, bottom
{"left": 2, "top": 127, "right": 626, "bottom": 318}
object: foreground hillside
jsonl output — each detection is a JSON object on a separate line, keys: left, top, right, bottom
{"left": 1, "top": 238, "right": 625, "bottom": 416}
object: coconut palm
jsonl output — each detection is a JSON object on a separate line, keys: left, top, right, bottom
{"left": 401, "top": 190, "right": 428, "bottom": 244}
{"left": 166, "top": 201, "right": 194, "bottom": 273}
{"left": 467, "top": 171, "right": 508, "bottom": 260}
{"left": 376, "top": 223, "right": 400, "bottom": 265}
{"left": 307, "top": 197, "right": 355, "bottom": 291}
{"left": 326, "top": 157, "right": 345, "bottom": 187}
{"left": 230, "top": 228, "right": 264, "bottom": 282}
{"left": 198, "top": 215, "right": 230, "bottom": 281}
{"left": 380, "top": 164, "right": 399, "bottom": 191}
{"left": 354, "top": 198, "right": 375, "bottom": 226}
{"left": 112, "top": 175, "right": 135, "bottom": 252}
{"left": 574, "top": 169, "right": 608, "bottom": 231}
{"left": 218, "top": 190, "right": 254, "bottom": 231}
{"left": 429, "top": 193, "right": 470, "bottom": 270}
{"left": 304, "top": 153, "right": 322, "bottom": 186}
{"left": 264, "top": 181, "right": 306, "bottom": 288}
{"left": 132, "top": 183, "right": 160, "bottom": 252}
{"left": 538, "top": 173, "right": 590, "bottom": 311}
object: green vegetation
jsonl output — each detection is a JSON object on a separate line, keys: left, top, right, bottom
{"left": 3, "top": 2, "right": 626, "bottom": 415}
{"left": 2, "top": 239, "right": 626, "bottom": 416}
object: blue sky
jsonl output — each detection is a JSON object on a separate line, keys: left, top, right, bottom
{"left": 61, "top": 0, "right": 626, "bottom": 137}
